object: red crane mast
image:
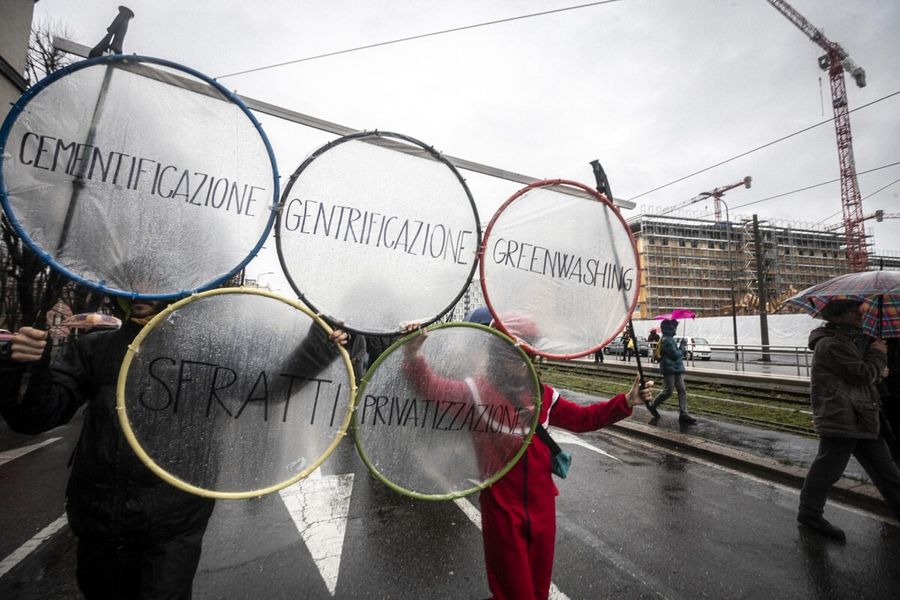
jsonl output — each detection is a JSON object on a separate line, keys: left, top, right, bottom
{"left": 766, "top": 0, "right": 869, "bottom": 271}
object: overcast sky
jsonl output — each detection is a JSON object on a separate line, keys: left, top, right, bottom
{"left": 32, "top": 0, "right": 900, "bottom": 290}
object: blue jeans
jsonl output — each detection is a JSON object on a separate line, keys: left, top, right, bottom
{"left": 652, "top": 372, "right": 688, "bottom": 415}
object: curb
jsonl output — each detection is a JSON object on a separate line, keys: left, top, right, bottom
{"left": 610, "top": 419, "right": 893, "bottom": 519}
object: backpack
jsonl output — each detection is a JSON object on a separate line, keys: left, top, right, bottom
{"left": 653, "top": 340, "right": 663, "bottom": 361}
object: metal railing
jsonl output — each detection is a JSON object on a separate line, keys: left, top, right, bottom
{"left": 702, "top": 344, "right": 812, "bottom": 377}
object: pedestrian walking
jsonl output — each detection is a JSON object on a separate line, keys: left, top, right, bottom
{"left": 797, "top": 298, "right": 900, "bottom": 543}
{"left": 647, "top": 328, "right": 660, "bottom": 363}
{"left": 621, "top": 330, "right": 634, "bottom": 362}
{"left": 402, "top": 309, "right": 654, "bottom": 600}
{"left": 880, "top": 338, "right": 900, "bottom": 463}
{"left": 645, "top": 319, "right": 696, "bottom": 424}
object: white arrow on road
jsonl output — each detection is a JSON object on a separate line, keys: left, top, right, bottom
{"left": 0, "top": 437, "right": 61, "bottom": 467}
{"left": 552, "top": 429, "right": 623, "bottom": 462}
{"left": 276, "top": 427, "right": 617, "bottom": 598}
{"left": 279, "top": 469, "right": 355, "bottom": 597}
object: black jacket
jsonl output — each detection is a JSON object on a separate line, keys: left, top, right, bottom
{"left": 0, "top": 322, "right": 214, "bottom": 541}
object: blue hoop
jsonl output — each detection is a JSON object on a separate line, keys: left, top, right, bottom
{"left": 0, "top": 54, "right": 280, "bottom": 300}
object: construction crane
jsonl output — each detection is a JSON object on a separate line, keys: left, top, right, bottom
{"left": 658, "top": 176, "right": 751, "bottom": 220}
{"left": 695, "top": 176, "right": 752, "bottom": 222}
{"left": 825, "top": 209, "right": 900, "bottom": 231}
{"left": 766, "top": 0, "right": 868, "bottom": 271}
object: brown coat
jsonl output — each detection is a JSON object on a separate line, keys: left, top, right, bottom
{"left": 808, "top": 323, "right": 886, "bottom": 438}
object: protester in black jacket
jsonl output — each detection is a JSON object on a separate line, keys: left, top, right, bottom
{"left": 1, "top": 299, "right": 214, "bottom": 599}
{"left": 1, "top": 299, "right": 348, "bottom": 599}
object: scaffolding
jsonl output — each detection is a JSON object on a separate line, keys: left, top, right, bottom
{"left": 630, "top": 211, "right": 850, "bottom": 319}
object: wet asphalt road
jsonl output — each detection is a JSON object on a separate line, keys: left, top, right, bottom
{"left": 2, "top": 408, "right": 899, "bottom": 600}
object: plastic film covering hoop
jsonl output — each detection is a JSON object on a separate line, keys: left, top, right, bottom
{"left": 0, "top": 55, "right": 278, "bottom": 300}
{"left": 479, "top": 179, "right": 640, "bottom": 359}
{"left": 353, "top": 322, "right": 540, "bottom": 500}
{"left": 117, "top": 288, "right": 355, "bottom": 499}
{"left": 276, "top": 131, "right": 480, "bottom": 335}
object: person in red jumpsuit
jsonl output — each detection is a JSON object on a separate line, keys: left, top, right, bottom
{"left": 402, "top": 309, "right": 653, "bottom": 600}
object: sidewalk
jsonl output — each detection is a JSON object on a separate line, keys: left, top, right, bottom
{"left": 616, "top": 406, "right": 891, "bottom": 517}
{"left": 560, "top": 387, "right": 893, "bottom": 518}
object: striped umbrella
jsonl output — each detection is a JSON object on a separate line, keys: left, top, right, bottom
{"left": 786, "top": 270, "right": 900, "bottom": 338}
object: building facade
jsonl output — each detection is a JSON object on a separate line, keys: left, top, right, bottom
{"left": 0, "top": 0, "right": 35, "bottom": 109}
{"left": 627, "top": 208, "right": 893, "bottom": 319}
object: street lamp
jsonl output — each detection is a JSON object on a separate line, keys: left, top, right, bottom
{"left": 691, "top": 176, "right": 751, "bottom": 363}
{"left": 719, "top": 199, "right": 740, "bottom": 363}
{"left": 694, "top": 193, "right": 740, "bottom": 363}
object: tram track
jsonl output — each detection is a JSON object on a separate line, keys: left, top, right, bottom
{"left": 537, "top": 359, "right": 816, "bottom": 436}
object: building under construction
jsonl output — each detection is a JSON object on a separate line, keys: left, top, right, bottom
{"left": 629, "top": 207, "right": 898, "bottom": 320}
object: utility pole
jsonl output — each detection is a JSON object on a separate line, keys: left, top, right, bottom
{"left": 752, "top": 215, "right": 771, "bottom": 362}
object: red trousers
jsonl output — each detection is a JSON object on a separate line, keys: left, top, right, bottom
{"left": 480, "top": 473, "right": 557, "bottom": 600}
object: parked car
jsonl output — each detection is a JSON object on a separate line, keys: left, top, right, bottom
{"left": 675, "top": 336, "right": 711, "bottom": 360}
{"left": 603, "top": 336, "right": 650, "bottom": 357}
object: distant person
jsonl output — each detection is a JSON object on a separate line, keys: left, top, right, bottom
{"left": 404, "top": 308, "right": 654, "bottom": 600}
{"left": 621, "top": 330, "right": 633, "bottom": 362}
{"left": 880, "top": 338, "right": 900, "bottom": 463}
{"left": 594, "top": 347, "right": 604, "bottom": 363}
{"left": 0, "top": 297, "right": 350, "bottom": 599}
{"left": 798, "top": 299, "right": 900, "bottom": 543}
{"left": 645, "top": 319, "right": 696, "bottom": 424}
{"left": 647, "top": 328, "right": 660, "bottom": 363}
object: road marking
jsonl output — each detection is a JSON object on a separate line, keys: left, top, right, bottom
{"left": 452, "top": 498, "right": 572, "bottom": 600}
{"left": 0, "top": 513, "right": 67, "bottom": 579}
{"left": 556, "top": 511, "right": 673, "bottom": 600}
{"left": 279, "top": 472, "right": 354, "bottom": 597}
{"left": 552, "top": 430, "right": 622, "bottom": 462}
{"left": 0, "top": 438, "right": 62, "bottom": 467}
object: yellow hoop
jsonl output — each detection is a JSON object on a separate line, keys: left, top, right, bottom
{"left": 116, "top": 287, "right": 357, "bottom": 499}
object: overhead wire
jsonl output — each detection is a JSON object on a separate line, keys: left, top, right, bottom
{"left": 814, "top": 177, "right": 900, "bottom": 228}
{"left": 211, "top": 4, "right": 899, "bottom": 227}
{"left": 212, "top": 4, "right": 899, "bottom": 215}
{"left": 215, "top": 0, "right": 623, "bottom": 80}
{"left": 628, "top": 89, "right": 900, "bottom": 202}
{"left": 684, "top": 160, "right": 900, "bottom": 222}
{"left": 728, "top": 161, "right": 900, "bottom": 212}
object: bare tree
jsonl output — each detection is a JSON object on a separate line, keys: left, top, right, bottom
{"left": 0, "top": 22, "right": 98, "bottom": 331}
{"left": 24, "top": 20, "right": 74, "bottom": 85}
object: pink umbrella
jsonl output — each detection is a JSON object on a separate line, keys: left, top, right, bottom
{"left": 652, "top": 308, "right": 697, "bottom": 321}
{"left": 653, "top": 308, "right": 697, "bottom": 341}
